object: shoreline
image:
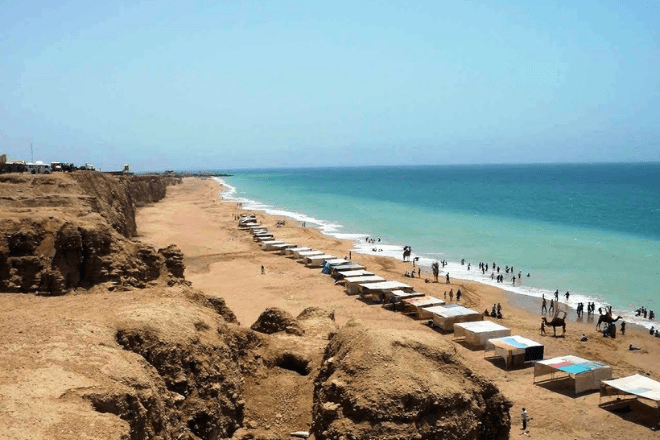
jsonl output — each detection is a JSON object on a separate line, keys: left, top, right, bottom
{"left": 135, "top": 177, "right": 660, "bottom": 439}
{"left": 216, "top": 177, "right": 658, "bottom": 331}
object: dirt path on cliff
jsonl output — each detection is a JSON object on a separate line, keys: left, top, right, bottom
{"left": 135, "top": 177, "right": 660, "bottom": 440}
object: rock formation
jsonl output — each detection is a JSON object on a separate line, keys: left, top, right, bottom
{"left": 0, "top": 172, "right": 182, "bottom": 294}
{"left": 310, "top": 322, "right": 512, "bottom": 440}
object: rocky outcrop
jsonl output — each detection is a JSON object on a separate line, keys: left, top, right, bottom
{"left": 310, "top": 323, "right": 512, "bottom": 440}
{"left": 251, "top": 307, "right": 304, "bottom": 336}
{"left": 159, "top": 244, "right": 186, "bottom": 279}
{"left": 0, "top": 173, "right": 183, "bottom": 294}
{"left": 114, "top": 326, "right": 245, "bottom": 439}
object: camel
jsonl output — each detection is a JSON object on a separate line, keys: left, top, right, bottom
{"left": 541, "top": 310, "right": 567, "bottom": 337}
{"left": 402, "top": 246, "right": 412, "bottom": 262}
{"left": 596, "top": 311, "right": 622, "bottom": 330}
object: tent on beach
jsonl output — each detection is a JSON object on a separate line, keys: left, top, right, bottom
{"left": 285, "top": 246, "right": 311, "bottom": 256}
{"left": 401, "top": 296, "right": 446, "bottom": 319}
{"left": 534, "top": 355, "right": 612, "bottom": 394}
{"left": 266, "top": 243, "right": 296, "bottom": 252}
{"left": 331, "top": 263, "right": 367, "bottom": 277}
{"left": 383, "top": 289, "right": 425, "bottom": 303}
{"left": 304, "top": 254, "right": 336, "bottom": 267}
{"left": 294, "top": 250, "right": 324, "bottom": 259}
{"left": 330, "top": 269, "right": 374, "bottom": 279}
{"left": 254, "top": 234, "right": 275, "bottom": 241}
{"left": 599, "top": 374, "right": 660, "bottom": 424}
{"left": 425, "top": 304, "right": 482, "bottom": 332}
{"left": 321, "top": 259, "right": 350, "bottom": 274}
{"left": 453, "top": 321, "right": 511, "bottom": 348}
{"left": 260, "top": 240, "right": 286, "bottom": 250}
{"left": 343, "top": 275, "right": 386, "bottom": 295}
{"left": 358, "top": 281, "right": 414, "bottom": 301}
{"left": 484, "top": 335, "right": 544, "bottom": 369}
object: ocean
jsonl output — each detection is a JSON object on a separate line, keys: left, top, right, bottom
{"left": 215, "top": 163, "right": 660, "bottom": 328}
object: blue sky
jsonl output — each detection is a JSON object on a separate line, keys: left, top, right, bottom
{"left": 1, "top": 1, "right": 658, "bottom": 171}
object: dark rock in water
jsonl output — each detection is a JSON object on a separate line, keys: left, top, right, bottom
{"left": 251, "top": 307, "right": 304, "bottom": 336}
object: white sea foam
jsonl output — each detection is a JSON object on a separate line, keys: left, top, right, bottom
{"left": 214, "top": 177, "right": 656, "bottom": 330}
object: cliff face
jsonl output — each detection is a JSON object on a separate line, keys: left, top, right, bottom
{"left": 0, "top": 172, "right": 183, "bottom": 294}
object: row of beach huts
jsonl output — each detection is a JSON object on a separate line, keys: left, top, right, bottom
{"left": 238, "top": 214, "right": 660, "bottom": 424}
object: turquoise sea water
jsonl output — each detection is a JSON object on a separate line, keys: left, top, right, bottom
{"left": 216, "top": 164, "right": 660, "bottom": 328}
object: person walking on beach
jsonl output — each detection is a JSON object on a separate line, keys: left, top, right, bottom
{"left": 549, "top": 299, "right": 554, "bottom": 314}
{"left": 446, "top": 273, "right": 450, "bottom": 284}
{"left": 521, "top": 408, "right": 529, "bottom": 431}
{"left": 565, "top": 291, "right": 570, "bottom": 301}
{"left": 456, "top": 289, "right": 461, "bottom": 301}
{"left": 541, "top": 296, "right": 547, "bottom": 314}
{"left": 261, "top": 265, "right": 265, "bottom": 275}
{"left": 554, "top": 289, "right": 559, "bottom": 301}
{"left": 449, "top": 289, "right": 454, "bottom": 301}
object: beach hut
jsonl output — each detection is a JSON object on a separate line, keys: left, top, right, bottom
{"left": 254, "top": 234, "right": 275, "bottom": 242}
{"left": 383, "top": 289, "right": 425, "bottom": 303}
{"left": 304, "top": 254, "right": 336, "bottom": 267}
{"left": 285, "top": 247, "right": 311, "bottom": 256}
{"left": 324, "top": 258, "right": 349, "bottom": 267}
{"left": 600, "top": 375, "right": 660, "bottom": 424}
{"left": 321, "top": 259, "right": 350, "bottom": 274}
{"left": 260, "top": 240, "right": 286, "bottom": 251}
{"left": 331, "top": 263, "right": 366, "bottom": 277}
{"left": 332, "top": 269, "right": 374, "bottom": 280}
{"left": 343, "top": 276, "right": 386, "bottom": 295}
{"left": 238, "top": 221, "right": 260, "bottom": 230}
{"left": 267, "top": 243, "right": 296, "bottom": 252}
{"left": 484, "top": 335, "right": 544, "bottom": 369}
{"left": 358, "top": 281, "right": 414, "bottom": 301}
{"left": 534, "top": 355, "right": 612, "bottom": 395}
{"left": 453, "top": 321, "right": 511, "bottom": 348}
{"left": 295, "top": 250, "right": 324, "bottom": 259}
{"left": 401, "top": 296, "right": 446, "bottom": 319}
{"left": 425, "top": 304, "right": 483, "bottom": 332}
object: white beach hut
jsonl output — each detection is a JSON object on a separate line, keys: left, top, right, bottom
{"left": 401, "top": 296, "right": 446, "bottom": 319}
{"left": 484, "top": 335, "right": 544, "bottom": 369}
{"left": 453, "top": 321, "right": 511, "bottom": 348}
{"left": 304, "top": 254, "right": 336, "bottom": 267}
{"left": 331, "top": 263, "right": 367, "bottom": 277}
{"left": 267, "top": 243, "right": 296, "bottom": 252}
{"left": 358, "top": 281, "right": 414, "bottom": 302}
{"left": 333, "top": 269, "right": 374, "bottom": 280}
{"left": 260, "top": 240, "right": 286, "bottom": 251}
{"left": 600, "top": 374, "right": 660, "bottom": 424}
{"left": 343, "top": 276, "right": 386, "bottom": 295}
{"left": 534, "top": 355, "right": 612, "bottom": 395}
{"left": 285, "top": 247, "right": 311, "bottom": 256}
{"left": 425, "top": 304, "right": 483, "bottom": 332}
{"left": 295, "top": 250, "right": 324, "bottom": 259}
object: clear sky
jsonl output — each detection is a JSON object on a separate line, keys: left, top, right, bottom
{"left": 1, "top": 1, "right": 659, "bottom": 171}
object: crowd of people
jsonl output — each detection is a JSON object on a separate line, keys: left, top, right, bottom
{"left": 635, "top": 307, "right": 655, "bottom": 320}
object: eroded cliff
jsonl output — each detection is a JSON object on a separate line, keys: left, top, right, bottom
{"left": 0, "top": 172, "right": 183, "bottom": 293}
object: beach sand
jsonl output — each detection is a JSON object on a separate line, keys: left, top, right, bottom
{"left": 136, "top": 177, "right": 660, "bottom": 439}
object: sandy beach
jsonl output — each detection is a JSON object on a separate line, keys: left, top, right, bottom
{"left": 134, "top": 177, "right": 660, "bottom": 439}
